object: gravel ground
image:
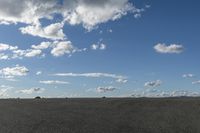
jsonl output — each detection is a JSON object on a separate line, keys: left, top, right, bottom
{"left": 0, "top": 98, "right": 200, "bottom": 133}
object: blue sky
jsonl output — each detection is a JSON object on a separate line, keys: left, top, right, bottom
{"left": 0, "top": 0, "right": 199, "bottom": 98}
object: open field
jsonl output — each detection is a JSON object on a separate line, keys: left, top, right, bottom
{"left": 1, "top": 98, "right": 200, "bottom": 133}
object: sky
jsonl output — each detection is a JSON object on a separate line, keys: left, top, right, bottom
{"left": 0, "top": 0, "right": 200, "bottom": 98}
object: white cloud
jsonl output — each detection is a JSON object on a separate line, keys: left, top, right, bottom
{"left": 32, "top": 42, "right": 51, "bottom": 50}
{"left": 91, "top": 44, "right": 99, "bottom": 50}
{"left": 63, "top": 0, "right": 146, "bottom": 31}
{"left": 91, "top": 43, "right": 106, "bottom": 50}
{"left": 0, "top": 43, "right": 44, "bottom": 60}
{"left": 36, "top": 71, "right": 42, "bottom": 75}
{"left": 0, "top": 53, "right": 9, "bottom": 60}
{"left": 24, "top": 49, "right": 42, "bottom": 57}
{"left": 17, "top": 88, "right": 45, "bottom": 95}
{"left": 0, "top": 43, "right": 10, "bottom": 51}
{"left": 0, "top": 0, "right": 59, "bottom": 25}
{"left": 0, "top": 41, "right": 85, "bottom": 59}
{"left": 154, "top": 43, "right": 184, "bottom": 54}
{"left": 53, "top": 72, "right": 126, "bottom": 79}
{"left": 53, "top": 72, "right": 128, "bottom": 84}
{"left": 20, "top": 23, "right": 65, "bottom": 40}
{"left": 0, "top": 43, "right": 18, "bottom": 52}
{"left": 116, "top": 78, "right": 128, "bottom": 83}
{"left": 99, "top": 44, "right": 106, "bottom": 50}
{"left": 51, "top": 41, "right": 75, "bottom": 57}
{"left": 144, "top": 80, "right": 162, "bottom": 88}
{"left": 39, "top": 80, "right": 69, "bottom": 85}
{"left": 192, "top": 80, "right": 200, "bottom": 85}
{"left": 0, "top": 0, "right": 146, "bottom": 39}
{"left": 0, "top": 65, "right": 29, "bottom": 79}
{"left": 12, "top": 48, "right": 44, "bottom": 59}
{"left": 182, "top": 74, "right": 195, "bottom": 78}
{"left": 96, "top": 86, "right": 116, "bottom": 93}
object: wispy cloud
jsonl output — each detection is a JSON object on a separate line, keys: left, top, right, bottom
{"left": 182, "top": 74, "right": 195, "bottom": 78}
{"left": 17, "top": 88, "right": 45, "bottom": 95}
{"left": 192, "top": 80, "right": 200, "bottom": 85}
{"left": 96, "top": 86, "right": 117, "bottom": 93}
{"left": 53, "top": 72, "right": 127, "bottom": 83}
{"left": 116, "top": 78, "right": 128, "bottom": 83}
{"left": 131, "top": 89, "right": 200, "bottom": 98}
{"left": 39, "top": 80, "right": 69, "bottom": 85}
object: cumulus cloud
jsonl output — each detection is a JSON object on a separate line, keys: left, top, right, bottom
{"left": 31, "top": 42, "right": 51, "bottom": 50}
{"left": 0, "top": 0, "right": 59, "bottom": 25}
{"left": 39, "top": 80, "right": 69, "bottom": 85}
{"left": 33, "top": 41, "right": 86, "bottom": 57}
{"left": 0, "top": 65, "right": 29, "bottom": 79}
{"left": 20, "top": 23, "right": 65, "bottom": 40}
{"left": 24, "top": 49, "right": 42, "bottom": 57}
{"left": 51, "top": 41, "right": 75, "bottom": 57}
{"left": 96, "top": 86, "right": 116, "bottom": 93}
{"left": 0, "top": 41, "right": 86, "bottom": 60}
{"left": 144, "top": 80, "right": 162, "bottom": 88}
{"left": 62, "top": 0, "right": 147, "bottom": 31}
{"left": 0, "top": 43, "right": 45, "bottom": 60}
{"left": 182, "top": 74, "right": 195, "bottom": 78}
{"left": 12, "top": 48, "right": 44, "bottom": 59}
{"left": 0, "top": 0, "right": 146, "bottom": 40}
{"left": 0, "top": 43, "right": 17, "bottom": 51}
{"left": 17, "top": 87, "right": 45, "bottom": 94}
{"left": 0, "top": 53, "right": 9, "bottom": 60}
{"left": 154, "top": 43, "right": 184, "bottom": 54}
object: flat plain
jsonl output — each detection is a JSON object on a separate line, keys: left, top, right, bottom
{"left": 0, "top": 98, "right": 200, "bottom": 133}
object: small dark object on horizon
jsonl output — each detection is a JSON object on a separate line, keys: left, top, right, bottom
{"left": 102, "top": 96, "right": 106, "bottom": 99}
{"left": 35, "top": 96, "right": 41, "bottom": 99}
